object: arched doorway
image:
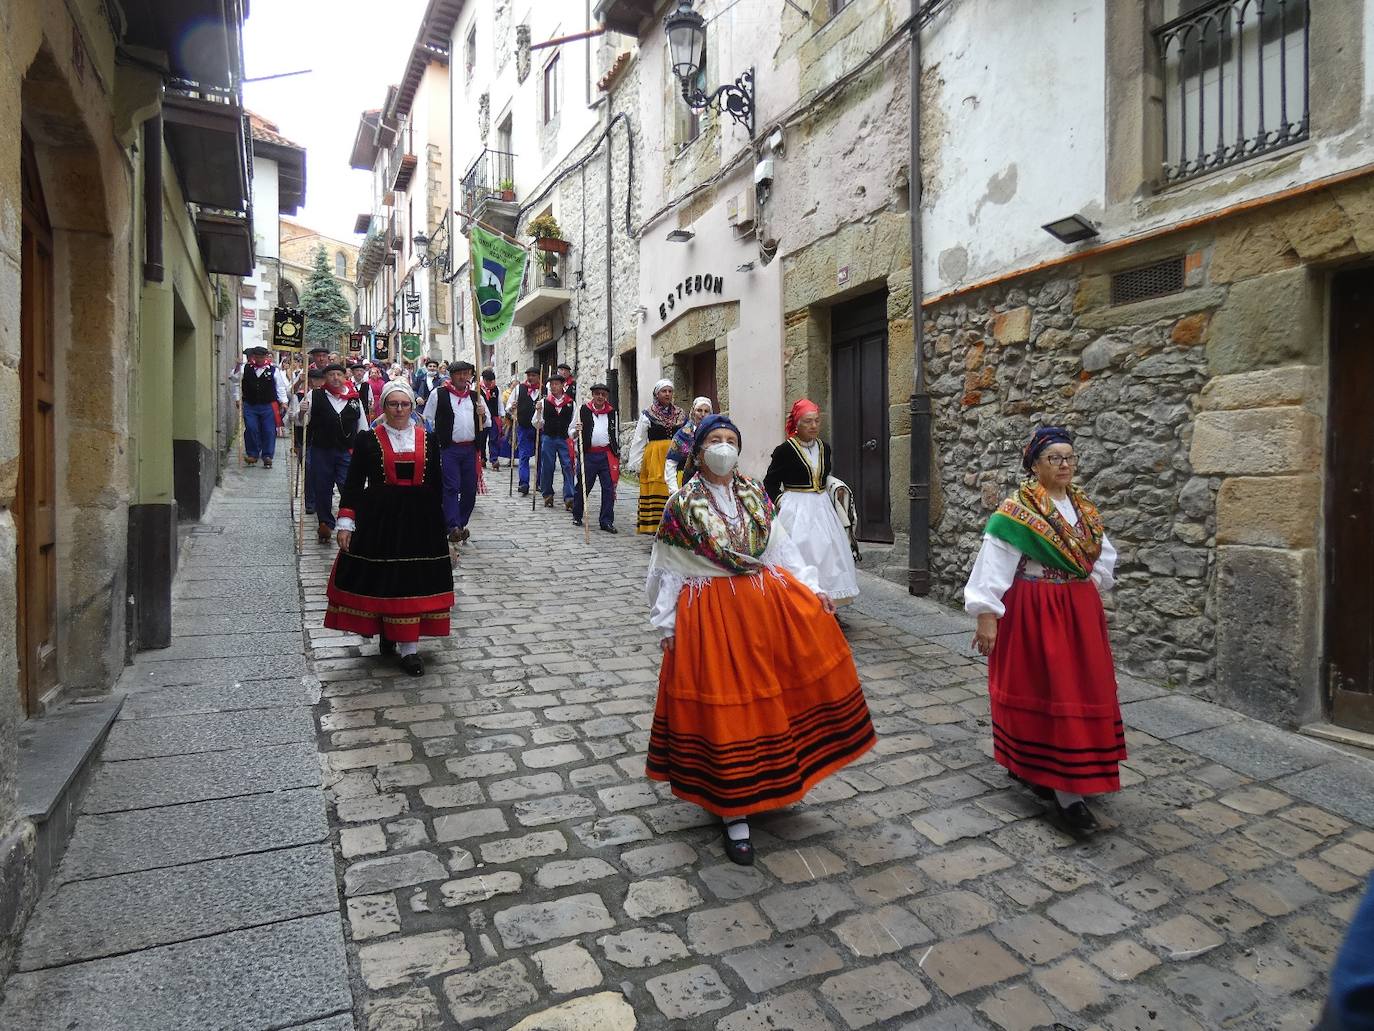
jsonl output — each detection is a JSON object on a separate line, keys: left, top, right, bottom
{"left": 18, "top": 132, "right": 58, "bottom": 713}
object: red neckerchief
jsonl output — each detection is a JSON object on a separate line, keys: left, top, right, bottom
{"left": 480, "top": 382, "right": 496, "bottom": 399}
{"left": 375, "top": 424, "right": 427, "bottom": 486}
{"left": 325, "top": 381, "right": 360, "bottom": 401}
{"left": 444, "top": 381, "right": 472, "bottom": 400}
{"left": 524, "top": 383, "right": 540, "bottom": 400}
{"left": 249, "top": 359, "right": 270, "bottom": 372}
{"left": 546, "top": 393, "right": 572, "bottom": 411}
{"left": 587, "top": 399, "right": 612, "bottom": 415}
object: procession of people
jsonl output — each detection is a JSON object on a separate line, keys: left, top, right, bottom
{"left": 248, "top": 346, "right": 1124, "bottom": 852}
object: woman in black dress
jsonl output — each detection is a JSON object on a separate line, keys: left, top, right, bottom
{"left": 326, "top": 380, "right": 454, "bottom": 676}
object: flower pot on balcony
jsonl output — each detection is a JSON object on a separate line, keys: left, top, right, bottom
{"left": 500, "top": 189, "right": 516, "bottom": 202}
{"left": 535, "top": 237, "right": 570, "bottom": 255}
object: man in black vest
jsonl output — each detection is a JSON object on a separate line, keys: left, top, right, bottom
{"left": 573, "top": 383, "right": 620, "bottom": 532}
{"left": 536, "top": 374, "right": 577, "bottom": 509}
{"left": 303, "top": 363, "right": 364, "bottom": 542}
{"left": 512, "top": 367, "right": 542, "bottom": 496}
{"left": 477, "top": 368, "right": 505, "bottom": 470}
{"left": 348, "top": 361, "right": 374, "bottom": 420}
{"left": 236, "top": 345, "right": 289, "bottom": 468}
{"left": 422, "top": 360, "right": 486, "bottom": 542}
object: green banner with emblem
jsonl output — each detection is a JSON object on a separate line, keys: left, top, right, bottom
{"left": 400, "top": 333, "right": 422, "bottom": 361}
{"left": 469, "top": 225, "right": 527, "bottom": 343}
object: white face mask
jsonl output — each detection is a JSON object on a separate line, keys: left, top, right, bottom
{"left": 702, "top": 442, "right": 739, "bottom": 476}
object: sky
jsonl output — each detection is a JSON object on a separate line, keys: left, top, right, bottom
{"left": 241, "top": 0, "right": 430, "bottom": 242}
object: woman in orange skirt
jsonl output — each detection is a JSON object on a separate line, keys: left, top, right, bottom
{"left": 964, "top": 426, "right": 1122, "bottom": 834}
{"left": 645, "top": 414, "right": 876, "bottom": 865}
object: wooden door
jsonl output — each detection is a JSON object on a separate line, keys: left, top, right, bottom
{"left": 1326, "top": 267, "right": 1374, "bottom": 731}
{"left": 18, "top": 135, "right": 58, "bottom": 715}
{"left": 831, "top": 294, "right": 892, "bottom": 543}
{"left": 690, "top": 348, "right": 718, "bottom": 410}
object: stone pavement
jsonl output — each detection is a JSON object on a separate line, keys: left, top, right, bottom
{"left": 304, "top": 475, "right": 1374, "bottom": 1031}
{"left": 0, "top": 454, "right": 353, "bottom": 1030}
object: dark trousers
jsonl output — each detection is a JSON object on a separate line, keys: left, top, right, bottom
{"left": 574, "top": 449, "right": 616, "bottom": 528}
{"left": 539, "top": 435, "right": 575, "bottom": 501}
{"left": 308, "top": 447, "right": 351, "bottom": 528}
{"left": 476, "top": 426, "right": 491, "bottom": 465}
{"left": 440, "top": 442, "right": 479, "bottom": 530}
{"left": 517, "top": 426, "right": 536, "bottom": 489}
{"left": 243, "top": 403, "right": 277, "bottom": 460}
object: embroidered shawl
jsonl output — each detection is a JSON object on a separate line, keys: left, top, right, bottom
{"left": 645, "top": 398, "right": 684, "bottom": 433}
{"left": 655, "top": 473, "right": 774, "bottom": 575}
{"left": 985, "top": 480, "right": 1104, "bottom": 579}
{"left": 666, "top": 420, "right": 699, "bottom": 466}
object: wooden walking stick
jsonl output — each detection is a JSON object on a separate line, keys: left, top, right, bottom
{"left": 577, "top": 404, "right": 590, "bottom": 544}
{"left": 531, "top": 366, "right": 545, "bottom": 513}
{"left": 297, "top": 389, "right": 313, "bottom": 554}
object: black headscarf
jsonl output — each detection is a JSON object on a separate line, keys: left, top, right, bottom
{"left": 1022, "top": 426, "right": 1073, "bottom": 472}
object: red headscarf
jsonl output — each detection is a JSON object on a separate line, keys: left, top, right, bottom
{"left": 786, "top": 398, "right": 820, "bottom": 438}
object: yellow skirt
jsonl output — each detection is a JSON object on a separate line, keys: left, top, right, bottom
{"left": 637, "top": 439, "right": 672, "bottom": 534}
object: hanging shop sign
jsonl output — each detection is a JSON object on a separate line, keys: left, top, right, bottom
{"left": 273, "top": 307, "right": 304, "bottom": 351}
{"left": 373, "top": 332, "right": 391, "bottom": 363}
{"left": 404, "top": 292, "right": 422, "bottom": 317}
{"left": 348, "top": 333, "right": 365, "bottom": 356}
{"left": 658, "top": 272, "right": 725, "bottom": 322}
{"left": 240, "top": 304, "right": 256, "bottom": 325}
{"left": 400, "top": 333, "right": 422, "bottom": 361}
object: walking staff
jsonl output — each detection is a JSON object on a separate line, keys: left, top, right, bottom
{"left": 576, "top": 405, "right": 590, "bottom": 544}
{"left": 531, "top": 366, "right": 546, "bottom": 512}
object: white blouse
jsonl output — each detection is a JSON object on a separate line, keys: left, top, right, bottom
{"left": 646, "top": 480, "right": 822, "bottom": 640}
{"left": 963, "top": 493, "right": 1117, "bottom": 618}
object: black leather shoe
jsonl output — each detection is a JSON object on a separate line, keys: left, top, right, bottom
{"left": 1057, "top": 800, "right": 1100, "bottom": 834}
{"left": 400, "top": 654, "right": 424, "bottom": 677}
{"left": 722, "top": 821, "right": 754, "bottom": 866}
{"left": 378, "top": 638, "right": 397, "bottom": 658}
{"left": 572, "top": 518, "right": 583, "bottom": 526}
{"left": 600, "top": 525, "right": 618, "bottom": 534}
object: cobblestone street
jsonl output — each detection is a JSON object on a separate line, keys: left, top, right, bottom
{"left": 303, "top": 472, "right": 1374, "bottom": 1031}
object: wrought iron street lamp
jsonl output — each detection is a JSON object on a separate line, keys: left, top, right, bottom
{"left": 412, "top": 229, "right": 450, "bottom": 273}
{"left": 664, "top": 0, "right": 755, "bottom": 138}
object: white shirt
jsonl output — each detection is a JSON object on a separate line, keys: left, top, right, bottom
{"left": 963, "top": 493, "right": 1118, "bottom": 618}
{"left": 423, "top": 389, "right": 477, "bottom": 443}
{"left": 588, "top": 412, "right": 611, "bottom": 448}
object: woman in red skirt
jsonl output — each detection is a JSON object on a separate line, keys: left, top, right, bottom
{"left": 965, "top": 426, "right": 1121, "bottom": 833}
{"left": 326, "top": 381, "right": 454, "bottom": 676}
{"left": 645, "top": 414, "right": 876, "bottom": 865}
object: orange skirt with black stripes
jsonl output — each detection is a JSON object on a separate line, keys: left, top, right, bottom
{"left": 988, "top": 576, "right": 1125, "bottom": 795}
{"left": 646, "top": 568, "right": 875, "bottom": 817}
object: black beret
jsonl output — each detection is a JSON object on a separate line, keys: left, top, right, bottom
{"left": 323, "top": 363, "right": 347, "bottom": 373}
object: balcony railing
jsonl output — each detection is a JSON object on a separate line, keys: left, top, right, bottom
{"left": 461, "top": 148, "right": 517, "bottom": 215}
{"left": 389, "top": 132, "right": 417, "bottom": 193}
{"left": 1154, "top": 0, "right": 1310, "bottom": 185}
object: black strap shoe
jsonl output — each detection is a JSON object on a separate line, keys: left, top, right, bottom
{"left": 400, "top": 654, "right": 424, "bottom": 677}
{"left": 722, "top": 819, "right": 754, "bottom": 866}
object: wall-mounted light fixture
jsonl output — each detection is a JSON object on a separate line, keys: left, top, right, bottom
{"left": 1041, "top": 214, "right": 1099, "bottom": 245}
{"left": 664, "top": 0, "right": 755, "bottom": 138}
{"left": 666, "top": 229, "right": 695, "bottom": 243}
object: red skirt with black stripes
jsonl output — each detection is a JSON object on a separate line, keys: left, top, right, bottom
{"left": 988, "top": 576, "right": 1125, "bottom": 795}
{"left": 646, "top": 569, "right": 876, "bottom": 818}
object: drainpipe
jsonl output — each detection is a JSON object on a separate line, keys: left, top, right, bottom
{"left": 143, "top": 114, "right": 164, "bottom": 282}
{"left": 907, "top": 0, "right": 931, "bottom": 595}
{"left": 604, "top": 97, "right": 618, "bottom": 407}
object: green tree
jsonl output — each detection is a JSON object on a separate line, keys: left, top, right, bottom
{"left": 300, "top": 244, "right": 352, "bottom": 347}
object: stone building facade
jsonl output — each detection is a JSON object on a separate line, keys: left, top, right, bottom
{"left": 917, "top": 0, "right": 1374, "bottom": 732}
{"left": 2, "top": 0, "right": 251, "bottom": 983}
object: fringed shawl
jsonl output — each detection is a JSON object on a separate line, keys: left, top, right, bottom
{"left": 655, "top": 474, "right": 774, "bottom": 575}
{"left": 985, "top": 480, "right": 1104, "bottom": 579}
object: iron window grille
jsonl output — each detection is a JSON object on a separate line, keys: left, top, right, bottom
{"left": 1154, "top": 0, "right": 1310, "bottom": 185}
{"left": 461, "top": 148, "right": 516, "bottom": 214}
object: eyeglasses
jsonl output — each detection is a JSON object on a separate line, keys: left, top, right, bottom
{"left": 1041, "top": 454, "right": 1078, "bottom": 468}
{"left": 384, "top": 400, "right": 413, "bottom": 409}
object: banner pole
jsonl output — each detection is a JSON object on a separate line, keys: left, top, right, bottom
{"left": 531, "top": 366, "right": 545, "bottom": 512}
{"left": 578, "top": 403, "right": 590, "bottom": 544}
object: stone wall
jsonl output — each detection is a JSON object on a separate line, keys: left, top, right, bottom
{"left": 921, "top": 175, "right": 1374, "bottom": 725}
{"left": 924, "top": 269, "right": 1216, "bottom": 691}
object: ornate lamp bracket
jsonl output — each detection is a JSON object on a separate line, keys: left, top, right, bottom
{"left": 681, "top": 67, "right": 755, "bottom": 138}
